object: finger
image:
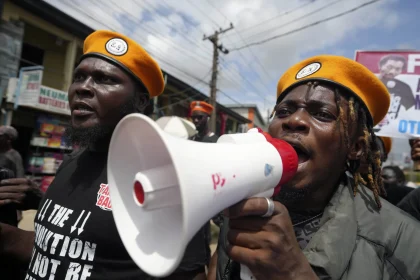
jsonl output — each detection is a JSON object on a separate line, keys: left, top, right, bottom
{"left": 226, "top": 245, "right": 267, "bottom": 270}
{"left": 227, "top": 229, "right": 267, "bottom": 250}
{"left": 0, "top": 178, "right": 30, "bottom": 186}
{"left": 411, "top": 151, "right": 420, "bottom": 159}
{"left": 0, "top": 185, "right": 30, "bottom": 193}
{"left": 413, "top": 140, "right": 420, "bottom": 148}
{"left": 229, "top": 217, "right": 270, "bottom": 231}
{"left": 0, "top": 199, "right": 20, "bottom": 207}
{"left": 0, "top": 193, "right": 24, "bottom": 201}
{"left": 226, "top": 244, "right": 257, "bottom": 265}
{"left": 226, "top": 198, "right": 285, "bottom": 219}
{"left": 409, "top": 139, "right": 415, "bottom": 147}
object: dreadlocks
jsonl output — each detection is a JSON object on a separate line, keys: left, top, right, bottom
{"left": 333, "top": 88, "right": 385, "bottom": 209}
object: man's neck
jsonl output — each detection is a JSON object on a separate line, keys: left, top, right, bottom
{"left": 88, "top": 138, "right": 111, "bottom": 153}
{"left": 198, "top": 127, "right": 210, "bottom": 137}
{"left": 0, "top": 147, "right": 11, "bottom": 153}
{"left": 279, "top": 175, "right": 344, "bottom": 219}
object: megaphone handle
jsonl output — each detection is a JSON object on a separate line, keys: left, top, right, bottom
{"left": 236, "top": 188, "right": 278, "bottom": 280}
{"left": 240, "top": 264, "right": 256, "bottom": 280}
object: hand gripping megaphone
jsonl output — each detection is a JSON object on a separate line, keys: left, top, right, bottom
{"left": 107, "top": 113, "right": 298, "bottom": 279}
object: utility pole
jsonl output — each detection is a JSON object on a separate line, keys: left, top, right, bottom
{"left": 203, "top": 23, "right": 234, "bottom": 132}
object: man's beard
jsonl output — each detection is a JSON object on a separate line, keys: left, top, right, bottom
{"left": 64, "top": 96, "right": 138, "bottom": 148}
{"left": 273, "top": 184, "right": 315, "bottom": 205}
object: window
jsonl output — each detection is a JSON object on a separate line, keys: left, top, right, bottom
{"left": 19, "top": 43, "right": 44, "bottom": 69}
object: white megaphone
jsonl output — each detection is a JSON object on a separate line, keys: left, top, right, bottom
{"left": 107, "top": 113, "right": 298, "bottom": 279}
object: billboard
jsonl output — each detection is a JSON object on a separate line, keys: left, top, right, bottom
{"left": 355, "top": 50, "right": 420, "bottom": 139}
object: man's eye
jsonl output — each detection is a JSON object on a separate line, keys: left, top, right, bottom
{"left": 98, "top": 76, "right": 114, "bottom": 83}
{"left": 314, "top": 111, "right": 334, "bottom": 120}
{"left": 73, "top": 74, "right": 84, "bottom": 82}
{"left": 275, "top": 109, "right": 291, "bottom": 117}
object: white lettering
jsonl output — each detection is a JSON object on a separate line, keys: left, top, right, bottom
{"left": 60, "top": 236, "right": 71, "bottom": 257}
{"left": 38, "top": 256, "right": 49, "bottom": 277}
{"left": 31, "top": 253, "right": 42, "bottom": 274}
{"left": 81, "top": 265, "right": 93, "bottom": 280}
{"left": 50, "top": 233, "right": 64, "bottom": 255}
{"left": 81, "top": 242, "right": 96, "bottom": 261}
{"left": 52, "top": 207, "right": 68, "bottom": 225}
{"left": 408, "top": 54, "right": 420, "bottom": 73}
{"left": 65, "top": 262, "right": 82, "bottom": 280}
{"left": 48, "top": 204, "right": 60, "bottom": 222}
{"left": 68, "top": 239, "right": 83, "bottom": 259}
{"left": 49, "top": 259, "right": 61, "bottom": 280}
{"left": 58, "top": 209, "right": 73, "bottom": 227}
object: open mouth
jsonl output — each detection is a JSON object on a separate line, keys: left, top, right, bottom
{"left": 72, "top": 103, "right": 94, "bottom": 116}
{"left": 291, "top": 144, "right": 310, "bottom": 165}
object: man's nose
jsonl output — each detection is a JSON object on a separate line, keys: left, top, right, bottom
{"left": 75, "top": 77, "right": 95, "bottom": 98}
{"left": 282, "top": 109, "right": 309, "bottom": 133}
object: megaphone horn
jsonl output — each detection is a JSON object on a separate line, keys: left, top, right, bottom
{"left": 107, "top": 114, "right": 298, "bottom": 278}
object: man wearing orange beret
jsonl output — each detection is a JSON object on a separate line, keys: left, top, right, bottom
{"left": 188, "top": 100, "right": 221, "bottom": 273}
{"left": 0, "top": 30, "right": 206, "bottom": 280}
{"left": 190, "top": 101, "right": 218, "bottom": 143}
{"left": 210, "top": 55, "right": 420, "bottom": 280}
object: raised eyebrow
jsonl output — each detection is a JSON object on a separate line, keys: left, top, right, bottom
{"left": 306, "top": 100, "right": 336, "bottom": 108}
{"left": 278, "top": 99, "right": 335, "bottom": 108}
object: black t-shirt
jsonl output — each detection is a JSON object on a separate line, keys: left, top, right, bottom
{"left": 398, "top": 187, "right": 420, "bottom": 221}
{"left": 383, "top": 185, "right": 414, "bottom": 206}
{"left": 190, "top": 132, "right": 218, "bottom": 143}
{"left": 381, "top": 78, "right": 415, "bottom": 121}
{"left": 25, "top": 149, "right": 207, "bottom": 280}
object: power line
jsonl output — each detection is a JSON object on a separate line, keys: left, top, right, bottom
{"left": 65, "top": 0, "right": 245, "bottom": 107}
{"left": 232, "top": 0, "right": 318, "bottom": 35}
{"left": 205, "top": 0, "right": 276, "bottom": 88}
{"left": 105, "top": 0, "right": 212, "bottom": 64}
{"left": 232, "top": 0, "right": 345, "bottom": 45}
{"left": 186, "top": 0, "right": 220, "bottom": 28}
{"left": 116, "top": 0, "right": 254, "bottom": 101}
{"left": 134, "top": 0, "right": 213, "bottom": 57}
{"left": 186, "top": 0, "right": 273, "bottom": 103}
{"left": 231, "top": 0, "right": 382, "bottom": 51}
{"left": 63, "top": 0, "right": 247, "bottom": 109}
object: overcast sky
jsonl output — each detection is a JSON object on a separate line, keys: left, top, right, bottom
{"left": 44, "top": 0, "right": 418, "bottom": 165}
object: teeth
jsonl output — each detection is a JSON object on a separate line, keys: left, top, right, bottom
{"left": 74, "top": 105, "right": 92, "bottom": 111}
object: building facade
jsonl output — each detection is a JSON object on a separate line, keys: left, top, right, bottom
{"left": 224, "top": 104, "right": 268, "bottom": 132}
{"left": 0, "top": 0, "right": 251, "bottom": 191}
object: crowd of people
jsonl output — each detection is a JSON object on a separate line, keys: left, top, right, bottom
{"left": 0, "top": 30, "right": 419, "bottom": 280}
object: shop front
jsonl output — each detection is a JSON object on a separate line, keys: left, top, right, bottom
{"left": 5, "top": 70, "right": 73, "bottom": 192}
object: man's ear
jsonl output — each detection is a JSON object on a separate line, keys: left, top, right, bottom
{"left": 348, "top": 135, "right": 366, "bottom": 161}
{"left": 136, "top": 93, "right": 150, "bottom": 112}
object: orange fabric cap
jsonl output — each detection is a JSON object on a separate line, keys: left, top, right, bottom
{"left": 190, "top": 101, "right": 214, "bottom": 115}
{"left": 379, "top": 136, "right": 392, "bottom": 155}
{"left": 276, "top": 55, "right": 390, "bottom": 126}
{"left": 82, "top": 30, "right": 165, "bottom": 97}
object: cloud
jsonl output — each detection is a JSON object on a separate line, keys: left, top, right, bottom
{"left": 44, "top": 0, "right": 400, "bottom": 121}
{"left": 396, "top": 43, "right": 415, "bottom": 50}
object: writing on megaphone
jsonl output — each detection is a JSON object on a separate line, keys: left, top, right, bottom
{"left": 107, "top": 113, "right": 298, "bottom": 278}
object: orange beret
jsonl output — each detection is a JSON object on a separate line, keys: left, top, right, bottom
{"left": 190, "top": 101, "right": 213, "bottom": 115}
{"left": 82, "top": 30, "right": 165, "bottom": 97}
{"left": 379, "top": 136, "right": 392, "bottom": 155}
{"left": 277, "top": 55, "right": 390, "bottom": 126}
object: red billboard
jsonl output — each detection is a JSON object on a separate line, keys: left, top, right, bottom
{"left": 355, "top": 50, "right": 420, "bottom": 138}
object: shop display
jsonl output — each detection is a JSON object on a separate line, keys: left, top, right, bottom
{"left": 26, "top": 115, "right": 72, "bottom": 191}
